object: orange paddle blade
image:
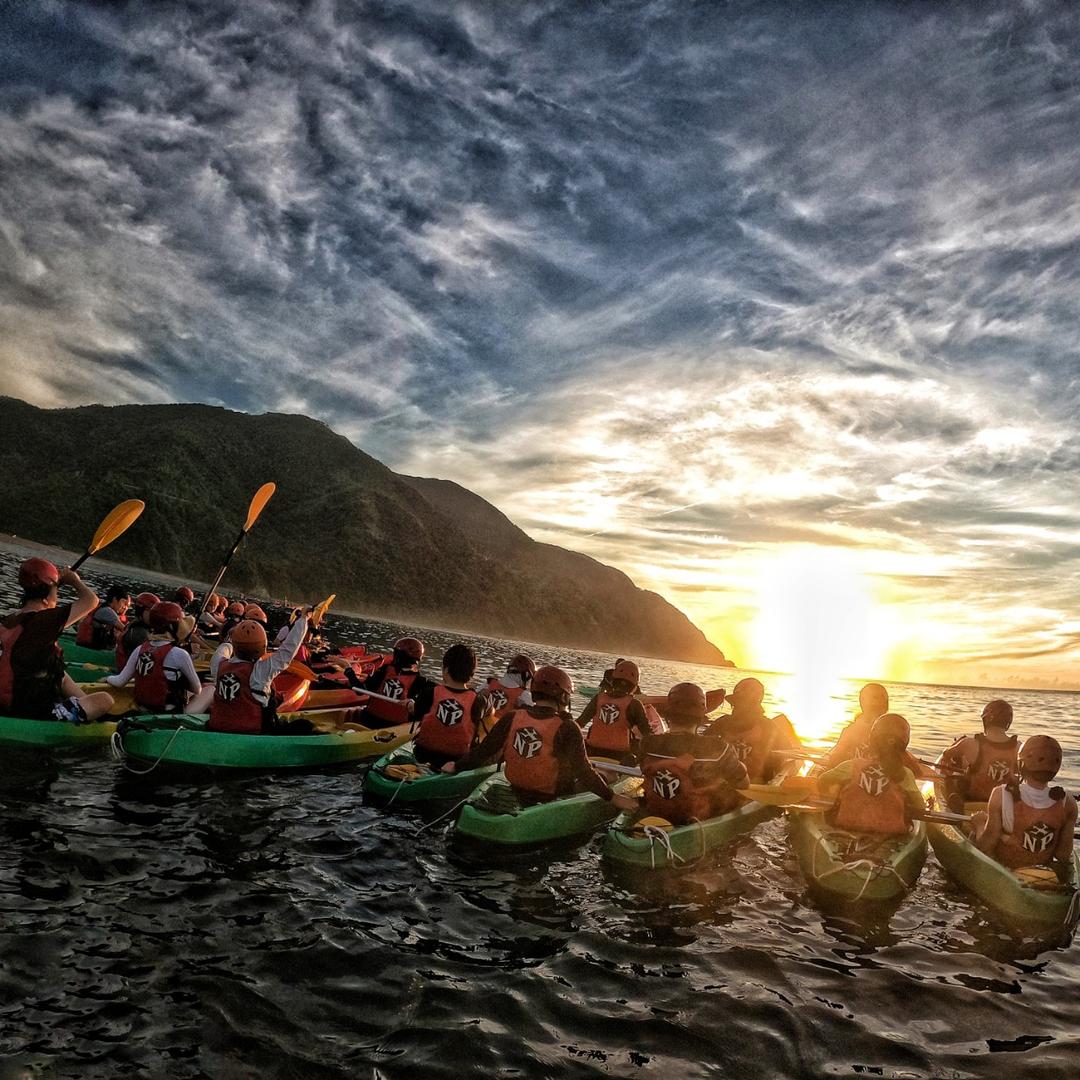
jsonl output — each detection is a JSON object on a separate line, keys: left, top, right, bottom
{"left": 244, "top": 483, "right": 276, "bottom": 531}
{"left": 312, "top": 594, "right": 336, "bottom": 627}
{"left": 287, "top": 659, "right": 318, "bottom": 681}
{"left": 87, "top": 499, "right": 145, "bottom": 554}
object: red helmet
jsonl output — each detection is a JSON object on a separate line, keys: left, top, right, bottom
{"left": 135, "top": 592, "right": 161, "bottom": 612}
{"left": 665, "top": 682, "right": 707, "bottom": 720}
{"left": 981, "top": 699, "right": 1013, "bottom": 730}
{"left": 231, "top": 619, "right": 268, "bottom": 657}
{"left": 507, "top": 653, "right": 537, "bottom": 678}
{"left": 148, "top": 601, "right": 185, "bottom": 633}
{"left": 394, "top": 637, "right": 424, "bottom": 661}
{"left": 18, "top": 558, "right": 59, "bottom": 590}
{"left": 611, "top": 659, "right": 640, "bottom": 687}
{"left": 174, "top": 586, "right": 195, "bottom": 605}
{"left": 870, "top": 712, "right": 911, "bottom": 751}
{"left": 243, "top": 604, "right": 267, "bottom": 623}
{"left": 728, "top": 677, "right": 765, "bottom": 705}
{"left": 532, "top": 665, "right": 574, "bottom": 703}
{"left": 226, "top": 601, "right": 245, "bottom": 617}
{"left": 1019, "top": 735, "right": 1062, "bottom": 777}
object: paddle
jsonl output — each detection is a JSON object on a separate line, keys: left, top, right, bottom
{"left": 773, "top": 748, "right": 945, "bottom": 783}
{"left": 196, "top": 483, "right": 276, "bottom": 620}
{"left": 285, "top": 659, "right": 407, "bottom": 708}
{"left": 70, "top": 500, "right": 146, "bottom": 571}
{"left": 311, "top": 594, "right": 335, "bottom": 628}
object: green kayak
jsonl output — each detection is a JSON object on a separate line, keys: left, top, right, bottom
{"left": 603, "top": 789, "right": 782, "bottom": 873}
{"left": 363, "top": 742, "right": 496, "bottom": 805}
{"left": 790, "top": 810, "right": 928, "bottom": 904}
{"left": 0, "top": 713, "right": 117, "bottom": 747}
{"left": 60, "top": 637, "right": 116, "bottom": 668}
{"left": 928, "top": 818, "right": 1080, "bottom": 935}
{"left": 116, "top": 713, "right": 410, "bottom": 771}
{"left": 454, "top": 770, "right": 642, "bottom": 849}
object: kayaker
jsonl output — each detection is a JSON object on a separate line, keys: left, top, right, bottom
{"left": 822, "top": 683, "right": 890, "bottom": 767}
{"left": 0, "top": 558, "right": 114, "bottom": 723}
{"left": 115, "top": 591, "right": 161, "bottom": 671}
{"left": 190, "top": 612, "right": 314, "bottom": 734}
{"left": 936, "top": 699, "right": 1019, "bottom": 812}
{"left": 442, "top": 665, "right": 639, "bottom": 809}
{"left": 702, "top": 677, "right": 800, "bottom": 782}
{"left": 972, "top": 735, "right": 1078, "bottom": 870}
{"left": 818, "top": 713, "right": 926, "bottom": 835}
{"left": 173, "top": 585, "right": 196, "bottom": 612}
{"left": 74, "top": 584, "right": 130, "bottom": 652}
{"left": 410, "top": 644, "right": 493, "bottom": 768}
{"left": 243, "top": 603, "right": 268, "bottom": 627}
{"left": 218, "top": 600, "right": 246, "bottom": 642}
{"left": 106, "top": 601, "right": 201, "bottom": 713}
{"left": 197, "top": 593, "right": 226, "bottom": 635}
{"left": 343, "top": 636, "right": 430, "bottom": 726}
{"left": 486, "top": 653, "right": 536, "bottom": 724}
{"left": 576, "top": 659, "right": 651, "bottom": 760}
{"left": 634, "top": 682, "right": 749, "bottom": 825}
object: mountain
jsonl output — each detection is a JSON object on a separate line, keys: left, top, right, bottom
{"left": 0, "top": 396, "right": 732, "bottom": 665}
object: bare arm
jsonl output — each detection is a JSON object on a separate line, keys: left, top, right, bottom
{"left": 59, "top": 568, "right": 98, "bottom": 628}
{"left": 973, "top": 785, "right": 1004, "bottom": 854}
{"left": 1053, "top": 796, "right": 1078, "bottom": 861}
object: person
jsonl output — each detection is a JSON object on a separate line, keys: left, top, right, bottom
{"left": 197, "top": 593, "right": 226, "bottom": 635}
{"left": 485, "top": 653, "right": 536, "bottom": 726}
{"left": 410, "top": 644, "right": 494, "bottom": 768}
{"left": 972, "top": 736, "right": 1078, "bottom": 870}
{"left": 575, "top": 658, "right": 651, "bottom": 760}
{"left": 818, "top": 713, "right": 926, "bottom": 835}
{"left": 443, "top": 665, "right": 638, "bottom": 809}
{"left": 936, "top": 699, "right": 1019, "bottom": 811}
{"left": 634, "top": 683, "right": 749, "bottom": 825}
{"left": 173, "top": 585, "right": 195, "bottom": 611}
{"left": 74, "top": 584, "right": 130, "bottom": 651}
{"left": 115, "top": 591, "right": 161, "bottom": 671}
{"left": 702, "top": 677, "right": 800, "bottom": 783}
{"left": 218, "top": 600, "right": 246, "bottom": 643}
{"left": 187, "top": 611, "right": 313, "bottom": 734}
{"left": 106, "top": 601, "right": 201, "bottom": 713}
{"left": 0, "top": 558, "right": 113, "bottom": 723}
{"left": 822, "top": 683, "right": 890, "bottom": 767}
{"left": 243, "top": 603, "right": 268, "bottom": 626}
{"left": 343, "top": 636, "right": 429, "bottom": 726}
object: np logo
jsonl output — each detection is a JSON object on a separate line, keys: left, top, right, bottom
{"left": 383, "top": 679, "right": 404, "bottom": 701}
{"left": 1022, "top": 822, "right": 1056, "bottom": 854}
{"left": 987, "top": 760, "right": 1011, "bottom": 782}
{"left": 859, "top": 764, "right": 890, "bottom": 797}
{"left": 217, "top": 673, "right": 242, "bottom": 702}
{"left": 732, "top": 739, "right": 752, "bottom": 763}
{"left": 490, "top": 688, "right": 508, "bottom": 711}
{"left": 855, "top": 743, "right": 872, "bottom": 760}
{"left": 513, "top": 726, "right": 543, "bottom": 759}
{"left": 598, "top": 703, "right": 622, "bottom": 725}
{"left": 135, "top": 651, "right": 156, "bottom": 677}
{"left": 652, "top": 769, "right": 681, "bottom": 800}
{"left": 436, "top": 698, "right": 465, "bottom": 727}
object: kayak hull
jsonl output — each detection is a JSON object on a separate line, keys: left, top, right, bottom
{"left": 454, "top": 771, "right": 642, "bottom": 848}
{"left": 790, "top": 811, "right": 928, "bottom": 904}
{"left": 61, "top": 638, "right": 116, "bottom": 668}
{"left": 364, "top": 742, "right": 496, "bottom": 805}
{"left": 0, "top": 713, "right": 117, "bottom": 746}
{"left": 117, "top": 714, "right": 411, "bottom": 770}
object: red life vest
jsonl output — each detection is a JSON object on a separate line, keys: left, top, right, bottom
{"left": 833, "top": 757, "right": 911, "bottom": 835}
{"left": 504, "top": 708, "right": 563, "bottom": 797}
{"left": 586, "top": 692, "right": 636, "bottom": 755}
{"left": 414, "top": 685, "right": 478, "bottom": 757}
{"left": 132, "top": 641, "right": 188, "bottom": 713}
{"left": 642, "top": 753, "right": 712, "bottom": 824}
{"left": 75, "top": 611, "right": 95, "bottom": 647}
{"left": 208, "top": 659, "right": 265, "bottom": 733}
{"left": 364, "top": 664, "right": 417, "bottom": 724}
{"left": 725, "top": 716, "right": 776, "bottom": 783}
{"left": 0, "top": 620, "right": 26, "bottom": 711}
{"left": 997, "top": 792, "right": 1067, "bottom": 869}
{"left": 486, "top": 677, "right": 525, "bottom": 719}
{"left": 969, "top": 734, "right": 1019, "bottom": 801}
{"left": 0, "top": 615, "right": 64, "bottom": 713}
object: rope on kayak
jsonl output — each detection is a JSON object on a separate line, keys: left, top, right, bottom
{"left": 644, "top": 825, "right": 684, "bottom": 870}
{"left": 110, "top": 725, "right": 185, "bottom": 775}
{"left": 811, "top": 832, "right": 912, "bottom": 902}
{"left": 414, "top": 796, "right": 470, "bottom": 835}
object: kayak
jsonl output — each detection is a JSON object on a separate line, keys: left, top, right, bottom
{"left": 79, "top": 682, "right": 365, "bottom": 718}
{"left": 454, "top": 769, "right": 642, "bottom": 848}
{"left": 927, "top": 800, "right": 1080, "bottom": 935}
{"left": 363, "top": 741, "right": 496, "bottom": 805}
{"left": 115, "top": 712, "right": 412, "bottom": 771}
{"left": 789, "top": 810, "right": 928, "bottom": 904}
{"left": 602, "top": 775, "right": 789, "bottom": 873}
{"left": 0, "top": 713, "right": 117, "bottom": 747}
{"left": 60, "top": 637, "right": 115, "bottom": 668}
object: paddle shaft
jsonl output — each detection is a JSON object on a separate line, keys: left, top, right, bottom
{"left": 196, "top": 528, "right": 246, "bottom": 621}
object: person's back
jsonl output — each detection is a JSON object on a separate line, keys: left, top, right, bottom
{"left": 938, "top": 699, "right": 1018, "bottom": 809}
{"left": 107, "top": 602, "right": 200, "bottom": 713}
{"left": 823, "top": 683, "right": 889, "bottom": 768}
{"left": 704, "top": 678, "right": 797, "bottom": 783}
{"left": 577, "top": 659, "right": 650, "bottom": 760}
{"left": 413, "top": 644, "right": 489, "bottom": 768}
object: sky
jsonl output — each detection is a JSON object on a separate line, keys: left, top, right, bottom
{"left": 2, "top": 0, "right": 1080, "bottom": 689}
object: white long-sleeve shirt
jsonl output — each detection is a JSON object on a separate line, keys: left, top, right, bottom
{"left": 210, "top": 615, "right": 309, "bottom": 704}
{"left": 107, "top": 639, "right": 202, "bottom": 696}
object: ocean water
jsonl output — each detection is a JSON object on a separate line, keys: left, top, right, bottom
{"left": 0, "top": 550, "right": 1077, "bottom": 1079}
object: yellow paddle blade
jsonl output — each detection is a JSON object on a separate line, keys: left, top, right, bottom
{"left": 244, "top": 483, "right": 276, "bottom": 531}
{"left": 312, "top": 593, "right": 336, "bottom": 627}
{"left": 739, "top": 777, "right": 821, "bottom": 806}
{"left": 87, "top": 499, "right": 145, "bottom": 555}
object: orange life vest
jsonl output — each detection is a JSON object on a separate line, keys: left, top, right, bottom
{"left": 208, "top": 659, "right": 265, "bottom": 733}
{"left": 642, "top": 753, "right": 711, "bottom": 824}
{"left": 364, "top": 664, "right": 417, "bottom": 724}
{"left": 833, "top": 757, "right": 911, "bottom": 835}
{"left": 968, "top": 734, "right": 1019, "bottom": 801}
{"left": 132, "top": 641, "right": 188, "bottom": 713}
{"left": 504, "top": 708, "right": 563, "bottom": 797}
{"left": 586, "top": 692, "right": 636, "bottom": 755}
{"left": 724, "top": 716, "right": 776, "bottom": 783}
{"left": 486, "top": 677, "right": 525, "bottom": 719}
{"left": 414, "top": 685, "right": 478, "bottom": 758}
{"left": 997, "top": 792, "right": 1067, "bottom": 869}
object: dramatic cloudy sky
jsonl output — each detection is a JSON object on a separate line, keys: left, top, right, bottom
{"left": 3, "top": 0, "right": 1080, "bottom": 687}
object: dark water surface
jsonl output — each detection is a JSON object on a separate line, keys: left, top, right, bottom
{"left": 0, "top": 549, "right": 1078, "bottom": 1078}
